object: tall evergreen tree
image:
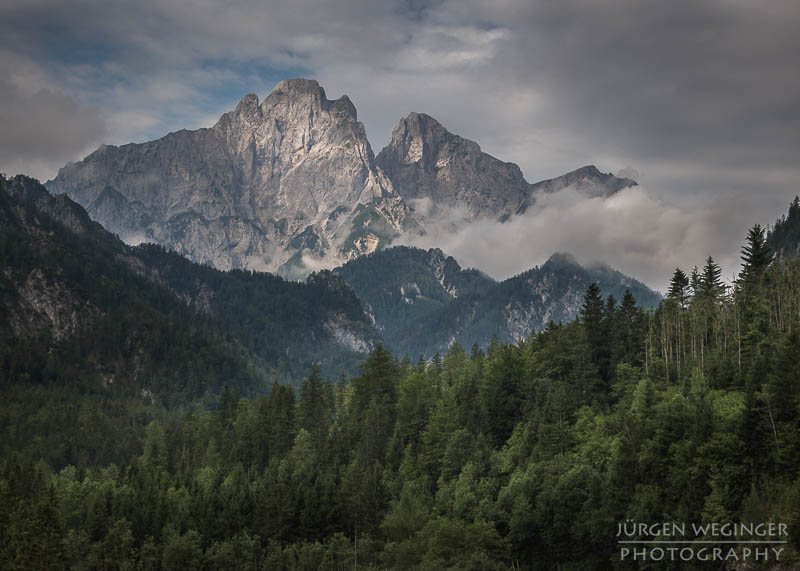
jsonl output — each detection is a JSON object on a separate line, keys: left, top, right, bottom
{"left": 581, "top": 283, "right": 611, "bottom": 380}
{"left": 699, "top": 256, "right": 725, "bottom": 299}
{"left": 580, "top": 283, "right": 604, "bottom": 330}
{"left": 739, "top": 224, "right": 772, "bottom": 287}
{"left": 613, "top": 289, "right": 641, "bottom": 366}
{"left": 689, "top": 265, "right": 701, "bottom": 297}
{"left": 298, "top": 365, "right": 333, "bottom": 457}
{"left": 668, "top": 267, "right": 690, "bottom": 307}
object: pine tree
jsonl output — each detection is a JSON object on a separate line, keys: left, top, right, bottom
{"left": 298, "top": 365, "right": 332, "bottom": 457}
{"left": 605, "top": 294, "right": 617, "bottom": 322}
{"left": 690, "top": 266, "right": 701, "bottom": 297}
{"left": 699, "top": 256, "right": 725, "bottom": 299}
{"left": 581, "top": 283, "right": 611, "bottom": 380}
{"left": 668, "top": 267, "right": 690, "bottom": 307}
{"left": 580, "top": 283, "right": 604, "bottom": 330}
{"left": 739, "top": 224, "right": 772, "bottom": 288}
{"left": 613, "top": 289, "right": 641, "bottom": 365}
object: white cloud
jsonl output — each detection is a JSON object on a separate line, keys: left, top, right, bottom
{"left": 402, "top": 185, "right": 753, "bottom": 292}
{"left": 0, "top": 59, "right": 107, "bottom": 180}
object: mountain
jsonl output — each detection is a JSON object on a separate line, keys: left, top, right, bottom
{"left": 767, "top": 195, "right": 800, "bottom": 259}
{"left": 375, "top": 112, "right": 531, "bottom": 219}
{"left": 48, "top": 79, "right": 637, "bottom": 277}
{"left": 337, "top": 248, "right": 661, "bottom": 358}
{"left": 0, "top": 175, "right": 379, "bottom": 402}
{"left": 47, "top": 79, "right": 417, "bottom": 277}
{"left": 334, "top": 246, "right": 495, "bottom": 342}
{"left": 376, "top": 112, "right": 637, "bottom": 220}
{"left": 514, "top": 165, "right": 638, "bottom": 215}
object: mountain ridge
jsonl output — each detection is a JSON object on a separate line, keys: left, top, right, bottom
{"left": 1, "top": 174, "right": 380, "bottom": 399}
{"left": 335, "top": 245, "right": 661, "bottom": 358}
{"left": 47, "top": 78, "right": 637, "bottom": 277}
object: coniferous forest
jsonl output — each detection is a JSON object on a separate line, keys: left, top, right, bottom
{"left": 3, "top": 177, "right": 800, "bottom": 568}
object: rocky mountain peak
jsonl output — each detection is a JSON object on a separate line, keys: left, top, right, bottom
{"left": 233, "top": 93, "right": 262, "bottom": 119}
{"left": 384, "top": 112, "right": 475, "bottom": 165}
{"left": 394, "top": 112, "right": 449, "bottom": 144}
{"left": 259, "top": 78, "right": 358, "bottom": 121}
{"left": 46, "top": 79, "right": 641, "bottom": 279}
{"left": 528, "top": 165, "right": 637, "bottom": 199}
{"left": 48, "top": 78, "right": 397, "bottom": 276}
{"left": 376, "top": 113, "right": 529, "bottom": 218}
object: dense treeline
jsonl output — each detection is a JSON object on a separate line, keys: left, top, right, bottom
{"left": 3, "top": 213, "right": 800, "bottom": 569}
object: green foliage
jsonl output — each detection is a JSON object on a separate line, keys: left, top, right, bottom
{"left": 668, "top": 267, "right": 690, "bottom": 306}
{"left": 740, "top": 223, "right": 772, "bottom": 287}
{"left": 767, "top": 195, "right": 800, "bottom": 259}
{"left": 3, "top": 176, "right": 800, "bottom": 567}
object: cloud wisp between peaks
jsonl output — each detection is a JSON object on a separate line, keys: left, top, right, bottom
{"left": 402, "top": 185, "right": 752, "bottom": 293}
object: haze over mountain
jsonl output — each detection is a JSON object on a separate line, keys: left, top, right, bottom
{"left": 47, "top": 79, "right": 635, "bottom": 279}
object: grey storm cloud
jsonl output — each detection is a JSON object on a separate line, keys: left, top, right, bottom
{"left": 2, "top": 0, "right": 797, "bottom": 188}
{"left": 0, "top": 68, "right": 106, "bottom": 180}
{"left": 0, "top": 0, "right": 797, "bottom": 287}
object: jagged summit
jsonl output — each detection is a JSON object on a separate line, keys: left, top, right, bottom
{"left": 48, "top": 78, "right": 395, "bottom": 275}
{"left": 376, "top": 111, "right": 529, "bottom": 218}
{"left": 227, "top": 80, "right": 358, "bottom": 124}
{"left": 529, "top": 164, "right": 637, "bottom": 198}
{"left": 396, "top": 112, "right": 450, "bottom": 139}
{"left": 269, "top": 79, "right": 356, "bottom": 118}
{"left": 377, "top": 113, "right": 636, "bottom": 220}
{"left": 47, "top": 78, "right": 639, "bottom": 277}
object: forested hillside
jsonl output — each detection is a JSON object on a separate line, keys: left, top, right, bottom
{"left": 339, "top": 248, "right": 661, "bottom": 358}
{"left": 334, "top": 246, "right": 495, "bottom": 344}
{"left": 0, "top": 174, "right": 380, "bottom": 472}
{"left": 2, "top": 193, "right": 799, "bottom": 568}
{"left": 768, "top": 196, "right": 800, "bottom": 259}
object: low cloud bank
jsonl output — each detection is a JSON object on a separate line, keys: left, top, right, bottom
{"left": 401, "top": 186, "right": 751, "bottom": 293}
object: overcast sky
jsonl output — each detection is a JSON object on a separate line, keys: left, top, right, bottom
{"left": 1, "top": 0, "right": 798, "bottom": 290}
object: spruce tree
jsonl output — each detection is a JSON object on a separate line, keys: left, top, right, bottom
{"left": 668, "top": 267, "right": 690, "bottom": 307}
{"left": 580, "top": 283, "right": 604, "bottom": 329}
{"left": 739, "top": 224, "right": 772, "bottom": 287}
{"left": 689, "top": 266, "right": 699, "bottom": 294}
{"left": 581, "top": 283, "right": 610, "bottom": 380}
{"left": 298, "top": 364, "right": 332, "bottom": 456}
{"left": 613, "top": 289, "right": 640, "bottom": 365}
{"left": 699, "top": 256, "right": 725, "bottom": 299}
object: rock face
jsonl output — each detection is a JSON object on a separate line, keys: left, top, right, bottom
{"left": 48, "top": 79, "right": 638, "bottom": 275}
{"left": 48, "top": 79, "right": 399, "bottom": 275}
{"left": 491, "top": 252, "right": 661, "bottom": 342}
{"left": 375, "top": 112, "right": 530, "bottom": 219}
{"left": 515, "top": 165, "right": 638, "bottom": 214}
{"left": 376, "top": 113, "right": 637, "bottom": 221}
